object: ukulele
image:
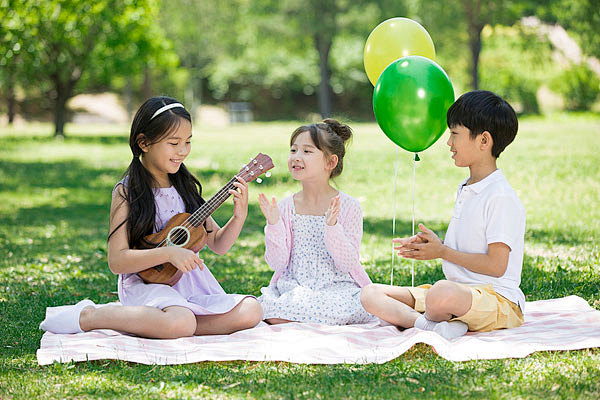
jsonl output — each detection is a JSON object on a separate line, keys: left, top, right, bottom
{"left": 137, "top": 153, "right": 274, "bottom": 286}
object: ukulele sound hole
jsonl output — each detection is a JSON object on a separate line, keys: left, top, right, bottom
{"left": 166, "top": 225, "right": 191, "bottom": 247}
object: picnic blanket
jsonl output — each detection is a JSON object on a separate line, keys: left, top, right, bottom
{"left": 37, "top": 295, "right": 600, "bottom": 365}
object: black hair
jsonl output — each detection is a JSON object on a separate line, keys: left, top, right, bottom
{"left": 447, "top": 90, "right": 518, "bottom": 158}
{"left": 290, "top": 119, "right": 353, "bottom": 178}
{"left": 108, "top": 96, "right": 206, "bottom": 248}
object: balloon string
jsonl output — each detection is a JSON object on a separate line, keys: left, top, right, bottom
{"left": 390, "top": 146, "right": 399, "bottom": 286}
{"left": 411, "top": 152, "right": 419, "bottom": 287}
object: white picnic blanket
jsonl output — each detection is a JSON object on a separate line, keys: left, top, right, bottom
{"left": 37, "top": 295, "right": 600, "bottom": 365}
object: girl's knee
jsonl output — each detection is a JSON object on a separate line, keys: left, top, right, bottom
{"left": 238, "top": 297, "right": 263, "bottom": 329}
{"left": 360, "top": 284, "right": 381, "bottom": 309}
{"left": 162, "top": 309, "right": 197, "bottom": 338}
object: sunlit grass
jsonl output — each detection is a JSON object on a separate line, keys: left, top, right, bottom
{"left": 1, "top": 114, "right": 599, "bottom": 399}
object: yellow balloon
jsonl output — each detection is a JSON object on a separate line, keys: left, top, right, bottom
{"left": 364, "top": 17, "right": 435, "bottom": 86}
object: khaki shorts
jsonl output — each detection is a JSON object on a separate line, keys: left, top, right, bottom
{"left": 407, "top": 283, "right": 524, "bottom": 332}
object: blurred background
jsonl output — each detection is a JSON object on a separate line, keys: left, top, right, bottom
{"left": 1, "top": 0, "right": 599, "bottom": 136}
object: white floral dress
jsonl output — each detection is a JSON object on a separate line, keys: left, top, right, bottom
{"left": 259, "top": 210, "right": 373, "bottom": 325}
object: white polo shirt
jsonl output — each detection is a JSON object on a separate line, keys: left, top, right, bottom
{"left": 442, "top": 169, "right": 526, "bottom": 311}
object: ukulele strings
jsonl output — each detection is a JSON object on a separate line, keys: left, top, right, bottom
{"left": 154, "top": 169, "right": 253, "bottom": 248}
{"left": 154, "top": 176, "right": 239, "bottom": 248}
{"left": 158, "top": 156, "right": 270, "bottom": 248}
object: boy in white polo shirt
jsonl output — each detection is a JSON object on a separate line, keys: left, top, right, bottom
{"left": 361, "top": 90, "right": 525, "bottom": 340}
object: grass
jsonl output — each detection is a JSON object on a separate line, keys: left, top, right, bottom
{"left": 1, "top": 114, "right": 599, "bottom": 399}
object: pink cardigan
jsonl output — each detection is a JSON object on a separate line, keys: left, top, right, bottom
{"left": 264, "top": 191, "right": 372, "bottom": 288}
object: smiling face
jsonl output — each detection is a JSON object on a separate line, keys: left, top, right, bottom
{"left": 288, "top": 130, "right": 333, "bottom": 182}
{"left": 140, "top": 118, "right": 192, "bottom": 185}
{"left": 446, "top": 124, "right": 482, "bottom": 168}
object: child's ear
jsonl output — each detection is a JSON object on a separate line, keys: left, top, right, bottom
{"left": 136, "top": 134, "right": 150, "bottom": 152}
{"left": 480, "top": 131, "right": 493, "bottom": 152}
{"left": 326, "top": 154, "right": 339, "bottom": 171}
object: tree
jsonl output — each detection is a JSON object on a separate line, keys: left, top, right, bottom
{"left": 0, "top": 1, "right": 22, "bottom": 124}
{"left": 539, "top": 0, "right": 600, "bottom": 60}
{"left": 204, "top": 0, "right": 408, "bottom": 119}
{"left": 6, "top": 0, "right": 175, "bottom": 136}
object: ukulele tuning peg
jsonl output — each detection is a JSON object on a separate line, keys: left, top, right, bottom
{"left": 265, "top": 171, "right": 272, "bottom": 178}
{"left": 259, "top": 165, "right": 263, "bottom": 170}
{"left": 250, "top": 171, "right": 255, "bottom": 176}
{"left": 256, "top": 178, "right": 263, "bottom": 184}
{"left": 245, "top": 166, "right": 249, "bottom": 171}
{"left": 253, "top": 159, "right": 257, "bottom": 164}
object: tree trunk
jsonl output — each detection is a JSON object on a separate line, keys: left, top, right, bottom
{"left": 7, "top": 75, "right": 16, "bottom": 125}
{"left": 468, "top": 25, "right": 483, "bottom": 90}
{"left": 143, "top": 68, "right": 152, "bottom": 101}
{"left": 316, "top": 33, "right": 332, "bottom": 118}
{"left": 53, "top": 79, "right": 70, "bottom": 137}
{"left": 463, "top": 0, "right": 484, "bottom": 90}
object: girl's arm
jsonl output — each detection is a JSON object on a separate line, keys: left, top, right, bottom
{"left": 107, "top": 185, "right": 202, "bottom": 274}
{"left": 324, "top": 197, "right": 363, "bottom": 273}
{"left": 205, "top": 177, "right": 248, "bottom": 255}
{"left": 258, "top": 194, "right": 291, "bottom": 271}
{"left": 264, "top": 217, "right": 292, "bottom": 271}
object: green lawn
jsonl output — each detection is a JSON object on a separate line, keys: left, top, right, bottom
{"left": 1, "top": 114, "right": 599, "bottom": 399}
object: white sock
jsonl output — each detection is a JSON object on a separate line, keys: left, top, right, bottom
{"left": 432, "top": 320, "right": 468, "bottom": 340}
{"left": 414, "top": 314, "right": 437, "bottom": 330}
{"left": 39, "top": 299, "right": 95, "bottom": 334}
{"left": 414, "top": 314, "right": 468, "bottom": 340}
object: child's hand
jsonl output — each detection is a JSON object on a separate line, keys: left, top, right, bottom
{"left": 229, "top": 176, "right": 248, "bottom": 220}
{"left": 167, "top": 247, "right": 204, "bottom": 273}
{"left": 392, "top": 233, "right": 426, "bottom": 249}
{"left": 325, "top": 195, "right": 340, "bottom": 226}
{"left": 258, "top": 193, "right": 280, "bottom": 225}
{"left": 397, "top": 223, "right": 446, "bottom": 260}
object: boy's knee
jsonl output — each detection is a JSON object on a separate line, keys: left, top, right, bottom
{"left": 426, "top": 281, "right": 460, "bottom": 310}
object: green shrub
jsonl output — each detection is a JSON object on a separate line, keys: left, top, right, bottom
{"left": 551, "top": 63, "right": 600, "bottom": 111}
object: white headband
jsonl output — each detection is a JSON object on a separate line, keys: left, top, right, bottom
{"left": 151, "top": 103, "right": 185, "bottom": 120}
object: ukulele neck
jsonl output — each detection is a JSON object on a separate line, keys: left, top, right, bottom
{"left": 189, "top": 176, "right": 238, "bottom": 226}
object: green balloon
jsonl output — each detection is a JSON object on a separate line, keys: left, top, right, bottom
{"left": 373, "top": 56, "right": 454, "bottom": 153}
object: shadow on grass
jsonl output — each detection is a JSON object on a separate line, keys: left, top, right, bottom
{"left": 1, "top": 152, "right": 599, "bottom": 364}
{"left": 0, "top": 134, "right": 129, "bottom": 146}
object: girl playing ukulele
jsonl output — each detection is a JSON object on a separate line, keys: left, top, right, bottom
{"left": 40, "top": 97, "right": 262, "bottom": 338}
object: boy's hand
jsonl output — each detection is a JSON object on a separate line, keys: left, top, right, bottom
{"left": 325, "top": 195, "right": 340, "bottom": 226}
{"left": 392, "top": 233, "right": 426, "bottom": 248}
{"left": 258, "top": 193, "right": 280, "bottom": 225}
{"left": 396, "top": 223, "right": 446, "bottom": 260}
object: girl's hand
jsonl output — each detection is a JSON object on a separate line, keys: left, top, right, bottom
{"left": 258, "top": 193, "right": 280, "bottom": 225}
{"left": 325, "top": 195, "right": 340, "bottom": 226}
{"left": 166, "top": 247, "right": 204, "bottom": 273}
{"left": 229, "top": 176, "right": 248, "bottom": 220}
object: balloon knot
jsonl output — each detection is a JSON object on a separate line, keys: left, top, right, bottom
{"left": 415, "top": 153, "right": 420, "bottom": 162}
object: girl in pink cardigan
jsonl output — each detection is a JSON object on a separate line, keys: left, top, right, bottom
{"left": 257, "top": 119, "right": 374, "bottom": 325}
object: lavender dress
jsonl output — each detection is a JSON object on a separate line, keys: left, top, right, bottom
{"left": 116, "top": 182, "right": 251, "bottom": 315}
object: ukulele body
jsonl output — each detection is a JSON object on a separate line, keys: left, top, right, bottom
{"left": 136, "top": 212, "right": 208, "bottom": 286}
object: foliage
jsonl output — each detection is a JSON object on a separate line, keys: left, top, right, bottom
{"left": 1, "top": 0, "right": 177, "bottom": 134}
{"left": 479, "top": 23, "right": 556, "bottom": 114}
{"left": 1, "top": 115, "right": 600, "bottom": 398}
{"left": 551, "top": 63, "right": 600, "bottom": 111}
{"left": 537, "top": 0, "right": 600, "bottom": 60}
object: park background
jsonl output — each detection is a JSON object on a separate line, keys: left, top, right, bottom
{"left": 1, "top": 0, "right": 599, "bottom": 398}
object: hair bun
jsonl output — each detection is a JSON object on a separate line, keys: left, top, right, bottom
{"left": 323, "top": 118, "right": 352, "bottom": 142}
